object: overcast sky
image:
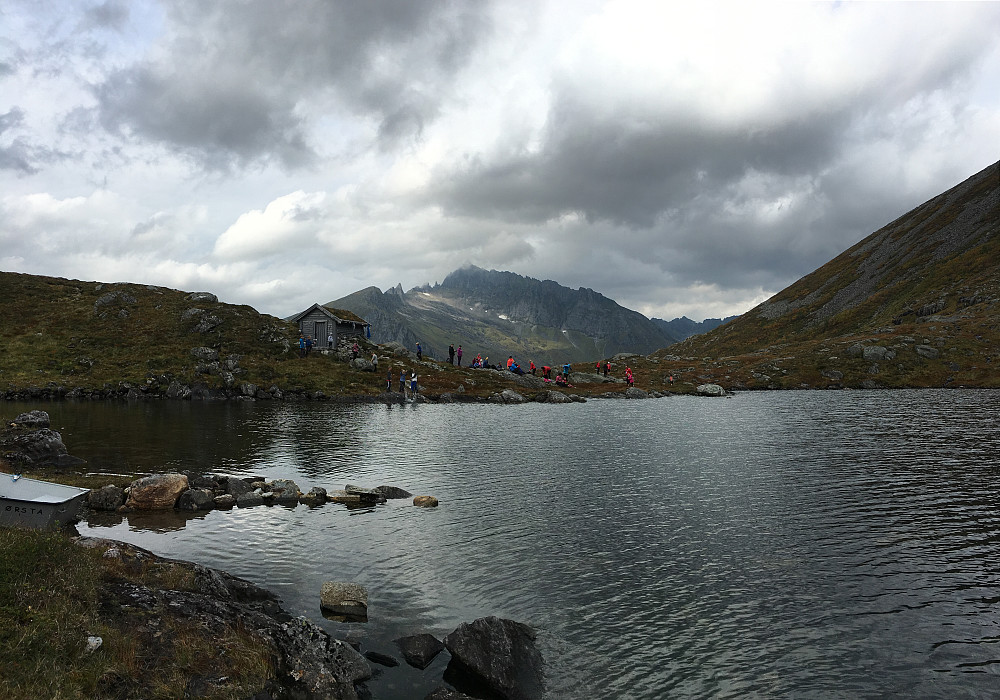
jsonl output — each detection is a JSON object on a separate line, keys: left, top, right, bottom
{"left": 2, "top": 1, "right": 998, "bottom": 322}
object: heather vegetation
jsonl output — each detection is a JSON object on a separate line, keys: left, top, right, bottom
{"left": 0, "top": 528, "right": 271, "bottom": 700}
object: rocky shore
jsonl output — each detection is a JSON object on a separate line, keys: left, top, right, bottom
{"left": 68, "top": 536, "right": 544, "bottom": 700}
{"left": 2, "top": 411, "right": 545, "bottom": 699}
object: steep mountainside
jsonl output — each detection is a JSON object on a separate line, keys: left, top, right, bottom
{"left": 657, "top": 159, "right": 1000, "bottom": 389}
{"left": 330, "top": 266, "right": 679, "bottom": 365}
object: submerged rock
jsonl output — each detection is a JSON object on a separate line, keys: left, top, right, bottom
{"left": 413, "top": 496, "right": 439, "bottom": 508}
{"left": 443, "top": 616, "right": 544, "bottom": 700}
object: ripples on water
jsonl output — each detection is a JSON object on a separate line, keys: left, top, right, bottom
{"left": 13, "top": 390, "right": 1000, "bottom": 698}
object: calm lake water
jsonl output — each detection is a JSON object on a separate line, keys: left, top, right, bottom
{"left": 6, "top": 390, "right": 1000, "bottom": 699}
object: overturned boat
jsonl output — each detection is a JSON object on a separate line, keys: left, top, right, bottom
{"left": 0, "top": 472, "right": 90, "bottom": 529}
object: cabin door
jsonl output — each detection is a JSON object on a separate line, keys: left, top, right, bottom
{"left": 314, "top": 322, "right": 327, "bottom": 346}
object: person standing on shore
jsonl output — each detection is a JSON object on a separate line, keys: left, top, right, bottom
{"left": 416, "top": 342, "right": 422, "bottom": 360}
{"left": 399, "top": 369, "right": 406, "bottom": 394}
{"left": 410, "top": 372, "right": 418, "bottom": 397}
{"left": 457, "top": 345, "right": 463, "bottom": 366}
{"left": 387, "top": 369, "right": 392, "bottom": 392}
{"left": 448, "top": 344, "right": 455, "bottom": 365}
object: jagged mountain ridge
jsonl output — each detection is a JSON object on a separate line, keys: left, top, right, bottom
{"left": 329, "top": 266, "right": 681, "bottom": 365}
{"left": 650, "top": 315, "right": 736, "bottom": 341}
{"left": 666, "top": 159, "right": 1000, "bottom": 387}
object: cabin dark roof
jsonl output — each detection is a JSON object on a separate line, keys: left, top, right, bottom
{"left": 322, "top": 305, "right": 366, "bottom": 323}
{"left": 289, "top": 302, "right": 368, "bottom": 325}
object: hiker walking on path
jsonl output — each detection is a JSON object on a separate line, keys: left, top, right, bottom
{"left": 416, "top": 342, "right": 422, "bottom": 360}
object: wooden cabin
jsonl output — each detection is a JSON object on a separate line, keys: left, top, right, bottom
{"left": 291, "top": 304, "right": 370, "bottom": 347}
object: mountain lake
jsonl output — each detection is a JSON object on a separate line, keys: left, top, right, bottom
{"left": 4, "top": 389, "right": 1000, "bottom": 699}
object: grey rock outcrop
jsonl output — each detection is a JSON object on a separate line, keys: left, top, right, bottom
{"left": 13, "top": 410, "right": 50, "bottom": 428}
{"left": 300, "top": 487, "right": 328, "bottom": 504}
{"left": 490, "top": 389, "right": 526, "bottom": 404}
{"left": 190, "top": 347, "right": 219, "bottom": 362}
{"left": 4, "top": 428, "right": 71, "bottom": 465}
{"left": 534, "top": 390, "right": 573, "bottom": 403}
{"left": 177, "top": 488, "right": 215, "bottom": 511}
{"left": 443, "top": 616, "right": 544, "bottom": 700}
{"left": 916, "top": 345, "right": 940, "bottom": 359}
{"left": 696, "top": 383, "right": 726, "bottom": 397}
{"left": 223, "top": 477, "right": 253, "bottom": 499}
{"left": 74, "top": 538, "right": 371, "bottom": 699}
{"left": 375, "top": 485, "right": 413, "bottom": 499}
{"left": 237, "top": 491, "right": 264, "bottom": 508}
{"left": 265, "top": 479, "right": 301, "bottom": 503}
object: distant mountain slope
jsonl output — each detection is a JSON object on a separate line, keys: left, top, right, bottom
{"left": 663, "top": 159, "right": 1000, "bottom": 388}
{"left": 330, "top": 266, "right": 680, "bottom": 365}
{"left": 650, "top": 315, "right": 736, "bottom": 341}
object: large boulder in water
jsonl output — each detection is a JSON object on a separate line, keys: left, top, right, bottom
{"left": 126, "top": 473, "right": 189, "bottom": 510}
{"left": 394, "top": 633, "right": 445, "bottom": 670}
{"left": 320, "top": 582, "right": 368, "bottom": 618}
{"left": 374, "top": 485, "right": 412, "bottom": 499}
{"left": 265, "top": 479, "right": 301, "bottom": 503}
{"left": 443, "top": 616, "right": 544, "bottom": 700}
{"left": 696, "top": 383, "right": 726, "bottom": 397}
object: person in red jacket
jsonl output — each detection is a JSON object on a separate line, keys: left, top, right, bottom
{"left": 529, "top": 361, "right": 536, "bottom": 375}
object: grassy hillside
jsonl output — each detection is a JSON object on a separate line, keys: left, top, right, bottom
{"left": 649, "top": 160, "right": 1000, "bottom": 389}
{"left": 0, "top": 271, "right": 674, "bottom": 401}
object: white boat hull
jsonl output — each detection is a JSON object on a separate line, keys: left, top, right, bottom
{"left": 0, "top": 472, "right": 90, "bottom": 529}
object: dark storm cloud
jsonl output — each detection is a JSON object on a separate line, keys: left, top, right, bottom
{"left": 431, "top": 85, "right": 850, "bottom": 228}
{"left": 83, "top": 0, "right": 130, "bottom": 31}
{"left": 90, "top": 0, "right": 492, "bottom": 168}
{"left": 95, "top": 67, "right": 316, "bottom": 170}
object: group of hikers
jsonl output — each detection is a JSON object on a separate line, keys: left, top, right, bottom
{"left": 437, "top": 342, "right": 638, "bottom": 388}
{"left": 300, "top": 328, "right": 641, "bottom": 397}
